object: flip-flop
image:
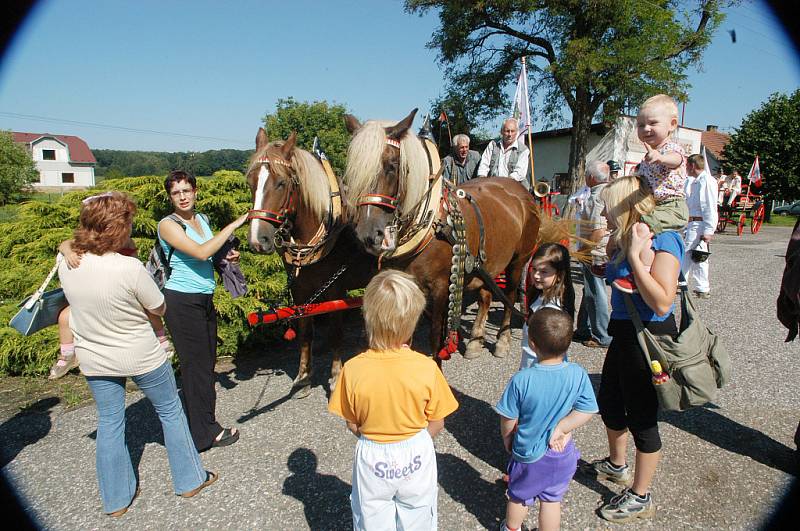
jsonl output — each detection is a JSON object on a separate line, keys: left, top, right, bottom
{"left": 180, "top": 471, "right": 218, "bottom": 498}
{"left": 212, "top": 427, "right": 239, "bottom": 448}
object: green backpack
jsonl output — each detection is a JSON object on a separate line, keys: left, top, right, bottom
{"left": 623, "top": 279, "right": 730, "bottom": 412}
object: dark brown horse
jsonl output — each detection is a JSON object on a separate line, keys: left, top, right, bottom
{"left": 343, "top": 109, "right": 540, "bottom": 358}
{"left": 246, "top": 129, "right": 376, "bottom": 396}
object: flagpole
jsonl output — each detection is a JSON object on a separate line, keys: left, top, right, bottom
{"left": 439, "top": 110, "right": 453, "bottom": 151}
{"left": 522, "top": 56, "right": 536, "bottom": 191}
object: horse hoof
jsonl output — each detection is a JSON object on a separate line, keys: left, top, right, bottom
{"left": 493, "top": 338, "right": 510, "bottom": 358}
{"left": 463, "top": 341, "right": 484, "bottom": 359}
{"left": 292, "top": 385, "right": 313, "bottom": 399}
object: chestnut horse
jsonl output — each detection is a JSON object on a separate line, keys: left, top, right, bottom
{"left": 246, "top": 129, "right": 376, "bottom": 396}
{"left": 343, "top": 109, "right": 540, "bottom": 358}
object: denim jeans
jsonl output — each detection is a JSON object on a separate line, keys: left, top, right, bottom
{"left": 86, "top": 360, "right": 206, "bottom": 513}
{"left": 576, "top": 263, "right": 612, "bottom": 345}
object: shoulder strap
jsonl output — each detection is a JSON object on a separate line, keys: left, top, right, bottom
{"left": 25, "top": 255, "right": 64, "bottom": 310}
{"left": 621, "top": 292, "right": 656, "bottom": 368}
{"left": 159, "top": 214, "right": 188, "bottom": 265}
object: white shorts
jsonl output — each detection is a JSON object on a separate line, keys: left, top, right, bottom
{"left": 351, "top": 429, "right": 438, "bottom": 530}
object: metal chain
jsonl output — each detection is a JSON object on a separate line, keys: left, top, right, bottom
{"left": 300, "top": 263, "right": 349, "bottom": 308}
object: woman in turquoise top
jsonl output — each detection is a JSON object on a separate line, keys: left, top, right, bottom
{"left": 159, "top": 170, "right": 248, "bottom": 452}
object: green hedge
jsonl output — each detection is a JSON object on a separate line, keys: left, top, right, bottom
{"left": 0, "top": 172, "right": 288, "bottom": 376}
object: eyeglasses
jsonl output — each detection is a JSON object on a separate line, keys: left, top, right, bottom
{"left": 170, "top": 189, "right": 195, "bottom": 198}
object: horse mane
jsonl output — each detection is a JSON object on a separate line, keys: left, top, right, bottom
{"left": 344, "top": 120, "right": 430, "bottom": 213}
{"left": 248, "top": 141, "right": 331, "bottom": 222}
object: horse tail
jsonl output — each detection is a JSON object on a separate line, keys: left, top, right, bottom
{"left": 534, "top": 205, "right": 593, "bottom": 264}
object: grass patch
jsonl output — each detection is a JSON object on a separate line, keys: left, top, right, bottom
{"left": 767, "top": 214, "right": 799, "bottom": 227}
{"left": 0, "top": 372, "right": 92, "bottom": 419}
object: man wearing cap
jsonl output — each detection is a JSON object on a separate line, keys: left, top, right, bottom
{"left": 606, "top": 160, "right": 621, "bottom": 180}
{"left": 442, "top": 134, "right": 481, "bottom": 185}
{"left": 476, "top": 118, "right": 529, "bottom": 184}
{"left": 682, "top": 154, "right": 718, "bottom": 299}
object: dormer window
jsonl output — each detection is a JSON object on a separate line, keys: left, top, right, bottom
{"left": 42, "top": 149, "right": 56, "bottom": 160}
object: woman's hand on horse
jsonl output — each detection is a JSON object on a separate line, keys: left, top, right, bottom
{"left": 231, "top": 212, "right": 249, "bottom": 229}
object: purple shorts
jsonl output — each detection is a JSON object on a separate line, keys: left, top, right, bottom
{"left": 506, "top": 440, "right": 579, "bottom": 505}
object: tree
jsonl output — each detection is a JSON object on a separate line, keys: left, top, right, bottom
{"left": 723, "top": 90, "right": 800, "bottom": 200}
{"left": 0, "top": 131, "right": 39, "bottom": 204}
{"left": 261, "top": 98, "right": 351, "bottom": 176}
{"left": 406, "top": 0, "right": 726, "bottom": 192}
{"left": 0, "top": 173, "right": 285, "bottom": 376}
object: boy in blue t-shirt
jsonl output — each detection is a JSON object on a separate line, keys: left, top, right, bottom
{"left": 495, "top": 308, "right": 598, "bottom": 531}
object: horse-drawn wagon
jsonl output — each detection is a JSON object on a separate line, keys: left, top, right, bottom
{"left": 716, "top": 183, "right": 766, "bottom": 236}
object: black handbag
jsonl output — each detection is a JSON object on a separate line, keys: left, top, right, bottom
{"left": 9, "top": 255, "right": 69, "bottom": 336}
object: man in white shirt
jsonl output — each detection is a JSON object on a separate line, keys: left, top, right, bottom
{"left": 714, "top": 167, "right": 727, "bottom": 205}
{"left": 682, "top": 154, "right": 719, "bottom": 299}
{"left": 476, "top": 118, "right": 530, "bottom": 185}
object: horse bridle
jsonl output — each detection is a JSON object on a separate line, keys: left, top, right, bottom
{"left": 356, "top": 138, "right": 403, "bottom": 213}
{"left": 247, "top": 155, "right": 299, "bottom": 229}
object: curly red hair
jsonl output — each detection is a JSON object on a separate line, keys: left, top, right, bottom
{"left": 73, "top": 192, "right": 137, "bottom": 255}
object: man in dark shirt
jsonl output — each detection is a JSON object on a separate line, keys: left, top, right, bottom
{"left": 442, "top": 134, "right": 480, "bottom": 185}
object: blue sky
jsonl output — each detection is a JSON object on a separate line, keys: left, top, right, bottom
{"left": 1, "top": 0, "right": 798, "bottom": 152}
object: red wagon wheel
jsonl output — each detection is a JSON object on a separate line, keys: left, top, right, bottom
{"left": 737, "top": 213, "right": 746, "bottom": 236}
{"left": 751, "top": 203, "right": 765, "bottom": 234}
{"left": 716, "top": 214, "right": 727, "bottom": 232}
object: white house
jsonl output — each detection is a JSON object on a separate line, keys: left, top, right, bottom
{"left": 12, "top": 132, "right": 96, "bottom": 189}
{"left": 524, "top": 116, "right": 705, "bottom": 192}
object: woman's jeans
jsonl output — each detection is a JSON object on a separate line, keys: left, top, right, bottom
{"left": 86, "top": 360, "right": 206, "bottom": 513}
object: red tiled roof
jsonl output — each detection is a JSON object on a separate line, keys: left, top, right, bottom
{"left": 701, "top": 130, "right": 730, "bottom": 160}
{"left": 11, "top": 132, "right": 96, "bottom": 164}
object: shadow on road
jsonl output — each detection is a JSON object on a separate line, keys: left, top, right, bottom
{"left": 282, "top": 448, "right": 352, "bottom": 530}
{"left": 0, "top": 397, "right": 58, "bottom": 468}
{"left": 86, "top": 395, "right": 165, "bottom": 474}
{"left": 447, "top": 388, "right": 506, "bottom": 472}
{"left": 662, "top": 406, "right": 797, "bottom": 475}
{"left": 436, "top": 452, "right": 505, "bottom": 529}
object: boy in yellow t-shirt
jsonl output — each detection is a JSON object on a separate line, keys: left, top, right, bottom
{"left": 329, "top": 270, "right": 459, "bottom": 530}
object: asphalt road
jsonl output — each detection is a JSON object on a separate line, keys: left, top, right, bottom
{"left": 1, "top": 224, "right": 798, "bottom": 530}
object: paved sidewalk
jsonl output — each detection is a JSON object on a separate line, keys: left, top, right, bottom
{"left": 1, "top": 225, "right": 798, "bottom": 529}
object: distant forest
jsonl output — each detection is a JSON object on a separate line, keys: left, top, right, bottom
{"left": 94, "top": 148, "right": 254, "bottom": 178}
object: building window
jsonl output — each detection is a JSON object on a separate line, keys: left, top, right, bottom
{"left": 61, "top": 173, "right": 75, "bottom": 183}
{"left": 42, "top": 149, "right": 56, "bottom": 160}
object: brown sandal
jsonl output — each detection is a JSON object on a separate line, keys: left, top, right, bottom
{"left": 180, "top": 471, "right": 218, "bottom": 498}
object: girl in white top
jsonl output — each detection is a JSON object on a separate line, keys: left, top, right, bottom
{"left": 520, "top": 243, "right": 576, "bottom": 369}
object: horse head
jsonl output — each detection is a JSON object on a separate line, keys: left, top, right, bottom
{"left": 246, "top": 128, "right": 299, "bottom": 254}
{"left": 344, "top": 108, "right": 419, "bottom": 256}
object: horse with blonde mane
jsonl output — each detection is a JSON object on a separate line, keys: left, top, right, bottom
{"left": 344, "top": 109, "right": 540, "bottom": 359}
{"left": 247, "top": 129, "right": 376, "bottom": 396}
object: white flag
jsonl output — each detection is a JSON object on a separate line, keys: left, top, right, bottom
{"left": 513, "top": 61, "right": 531, "bottom": 138}
{"left": 747, "top": 155, "right": 762, "bottom": 186}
